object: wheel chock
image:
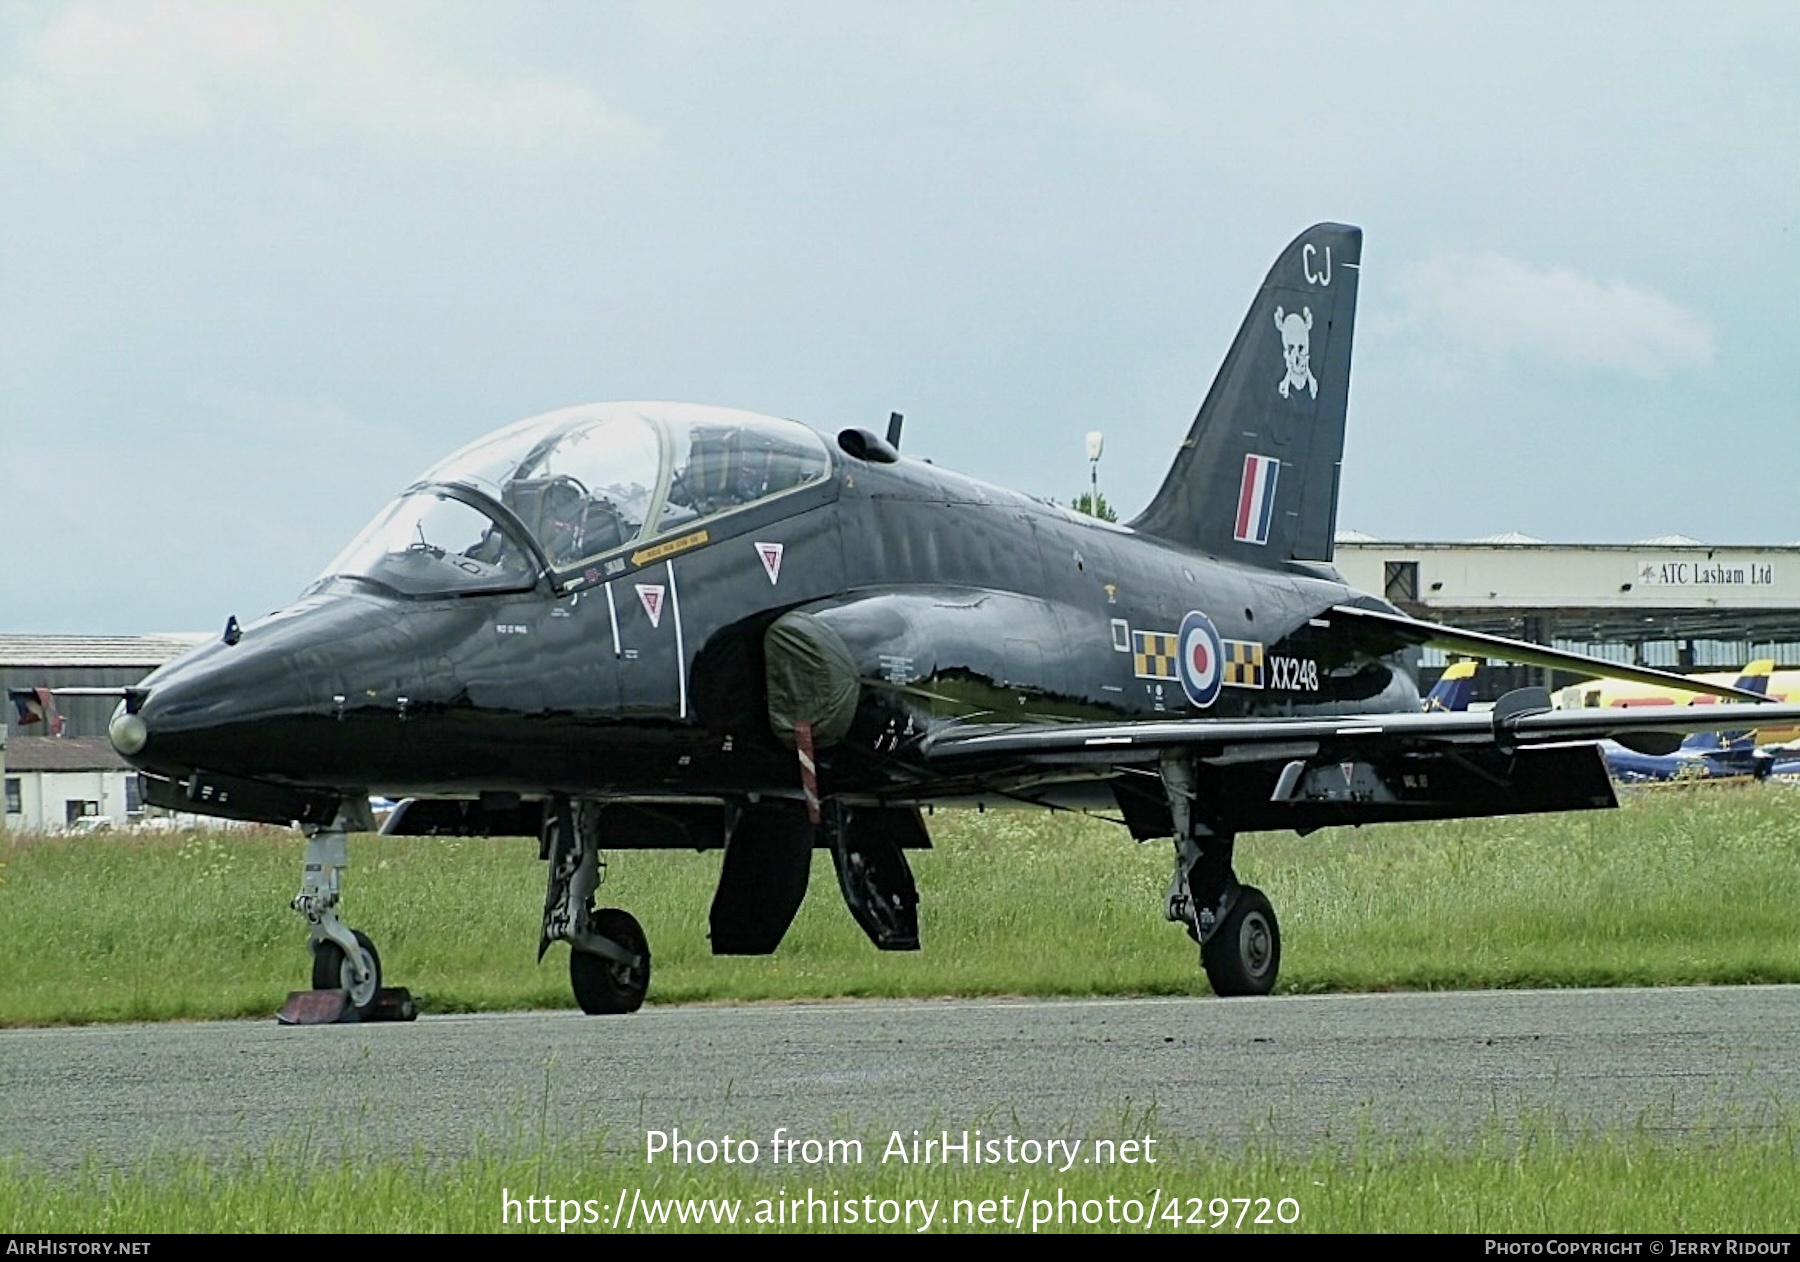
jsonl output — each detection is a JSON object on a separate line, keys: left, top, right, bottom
{"left": 367, "top": 987, "right": 418, "bottom": 1022}
{"left": 278, "top": 989, "right": 352, "bottom": 1025}
{"left": 277, "top": 987, "right": 418, "bottom": 1025}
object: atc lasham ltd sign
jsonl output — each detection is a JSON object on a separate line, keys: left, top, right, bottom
{"left": 1636, "top": 559, "right": 1777, "bottom": 587}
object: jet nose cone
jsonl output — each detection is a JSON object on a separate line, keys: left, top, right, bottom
{"left": 109, "top": 701, "right": 149, "bottom": 757}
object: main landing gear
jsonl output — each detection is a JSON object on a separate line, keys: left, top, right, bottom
{"left": 1161, "top": 757, "right": 1282, "bottom": 997}
{"left": 278, "top": 807, "right": 416, "bottom": 1024}
{"left": 540, "top": 797, "right": 649, "bottom": 1015}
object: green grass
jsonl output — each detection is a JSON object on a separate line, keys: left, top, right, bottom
{"left": 2, "top": 784, "right": 1799, "bottom": 1025}
{"left": 5, "top": 1115, "right": 1797, "bottom": 1232}
{"left": 5, "top": 793, "right": 1799, "bottom": 1234}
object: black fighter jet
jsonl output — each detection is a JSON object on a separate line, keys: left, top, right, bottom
{"left": 103, "top": 223, "right": 1800, "bottom": 1017}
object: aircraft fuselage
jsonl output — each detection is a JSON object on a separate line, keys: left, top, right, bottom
{"left": 127, "top": 442, "right": 1419, "bottom": 814}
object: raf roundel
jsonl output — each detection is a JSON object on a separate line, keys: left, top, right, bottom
{"left": 1176, "top": 610, "right": 1224, "bottom": 709}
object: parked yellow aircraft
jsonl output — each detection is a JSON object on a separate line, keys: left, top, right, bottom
{"left": 1556, "top": 660, "right": 1800, "bottom": 745}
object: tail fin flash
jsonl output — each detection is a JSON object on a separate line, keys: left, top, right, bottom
{"left": 1733, "top": 659, "right": 1777, "bottom": 697}
{"left": 1130, "top": 223, "right": 1361, "bottom": 565}
{"left": 1680, "top": 658, "right": 1776, "bottom": 750}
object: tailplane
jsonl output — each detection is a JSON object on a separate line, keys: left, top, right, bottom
{"left": 1130, "top": 223, "right": 1360, "bottom": 565}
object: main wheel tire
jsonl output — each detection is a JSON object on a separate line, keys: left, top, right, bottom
{"left": 312, "top": 929, "right": 383, "bottom": 1017}
{"left": 570, "top": 908, "right": 650, "bottom": 1015}
{"left": 1200, "top": 886, "right": 1280, "bottom": 997}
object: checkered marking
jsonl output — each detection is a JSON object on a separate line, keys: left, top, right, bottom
{"left": 1223, "top": 639, "right": 1265, "bottom": 689}
{"left": 1132, "top": 631, "right": 1179, "bottom": 681}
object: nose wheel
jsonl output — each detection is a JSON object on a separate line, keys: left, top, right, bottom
{"left": 312, "top": 929, "right": 383, "bottom": 1017}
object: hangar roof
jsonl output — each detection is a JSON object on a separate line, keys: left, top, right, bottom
{"left": 0, "top": 634, "right": 209, "bottom": 669}
{"left": 1335, "top": 531, "right": 1800, "bottom": 551}
{"left": 3, "top": 736, "right": 129, "bottom": 772}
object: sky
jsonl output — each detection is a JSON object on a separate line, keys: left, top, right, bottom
{"left": 3, "top": 1, "right": 1796, "bottom": 634}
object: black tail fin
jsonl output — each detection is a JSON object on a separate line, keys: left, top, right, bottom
{"left": 1130, "top": 223, "right": 1361, "bottom": 565}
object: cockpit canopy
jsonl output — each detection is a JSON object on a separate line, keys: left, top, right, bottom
{"left": 317, "top": 403, "right": 833, "bottom": 597}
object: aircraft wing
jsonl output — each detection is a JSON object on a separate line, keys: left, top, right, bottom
{"left": 1323, "top": 605, "right": 1771, "bottom": 702}
{"left": 919, "top": 700, "right": 1800, "bottom": 767}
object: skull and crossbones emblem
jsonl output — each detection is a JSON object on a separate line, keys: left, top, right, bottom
{"left": 1273, "top": 306, "right": 1317, "bottom": 400}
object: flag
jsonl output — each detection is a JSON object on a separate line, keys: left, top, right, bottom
{"left": 9, "top": 687, "right": 53, "bottom": 727}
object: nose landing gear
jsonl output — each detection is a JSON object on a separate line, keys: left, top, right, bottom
{"left": 277, "top": 807, "right": 416, "bottom": 1025}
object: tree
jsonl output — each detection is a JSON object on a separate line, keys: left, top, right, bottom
{"left": 1071, "top": 491, "right": 1118, "bottom": 522}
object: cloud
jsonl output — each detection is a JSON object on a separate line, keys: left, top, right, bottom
{"left": 0, "top": 381, "right": 439, "bottom": 630}
{"left": 1083, "top": 71, "right": 1173, "bottom": 134}
{"left": 1391, "top": 250, "right": 1715, "bottom": 380}
{"left": 1, "top": 1, "right": 655, "bottom": 159}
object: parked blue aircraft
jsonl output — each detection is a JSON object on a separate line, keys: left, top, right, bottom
{"left": 1600, "top": 661, "right": 1775, "bottom": 783}
{"left": 1763, "top": 745, "right": 1800, "bottom": 780}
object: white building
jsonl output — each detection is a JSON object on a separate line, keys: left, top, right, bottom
{"left": 3, "top": 736, "right": 138, "bottom": 832}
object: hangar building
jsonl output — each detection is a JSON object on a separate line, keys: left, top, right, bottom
{"left": 1333, "top": 534, "right": 1800, "bottom": 696}
{"left": 2, "top": 634, "right": 209, "bottom": 740}
{"left": 2, "top": 633, "right": 207, "bottom": 832}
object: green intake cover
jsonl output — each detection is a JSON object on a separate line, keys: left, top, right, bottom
{"left": 764, "top": 611, "right": 860, "bottom": 749}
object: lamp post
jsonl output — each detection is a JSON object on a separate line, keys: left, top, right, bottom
{"left": 1084, "top": 431, "right": 1104, "bottom": 517}
{"left": 1072, "top": 428, "right": 1101, "bottom": 518}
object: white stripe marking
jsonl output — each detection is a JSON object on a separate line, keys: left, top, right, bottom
{"left": 603, "top": 582, "right": 621, "bottom": 658}
{"left": 667, "top": 560, "right": 687, "bottom": 720}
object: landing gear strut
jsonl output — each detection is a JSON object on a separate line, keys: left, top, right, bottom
{"left": 541, "top": 797, "right": 650, "bottom": 1014}
{"left": 1161, "top": 756, "right": 1281, "bottom": 997}
{"left": 279, "top": 806, "right": 414, "bottom": 1024}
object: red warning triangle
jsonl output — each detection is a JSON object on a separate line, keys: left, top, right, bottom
{"left": 635, "top": 584, "right": 665, "bottom": 628}
{"left": 755, "top": 541, "right": 784, "bottom": 585}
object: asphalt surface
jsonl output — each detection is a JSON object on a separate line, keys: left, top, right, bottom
{"left": 4, "top": 986, "right": 1798, "bottom": 1169}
